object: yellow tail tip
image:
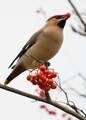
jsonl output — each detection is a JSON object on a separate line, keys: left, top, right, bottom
{"left": 4, "top": 79, "right": 8, "bottom": 85}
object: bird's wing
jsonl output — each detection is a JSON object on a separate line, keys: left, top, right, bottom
{"left": 8, "top": 29, "right": 43, "bottom": 69}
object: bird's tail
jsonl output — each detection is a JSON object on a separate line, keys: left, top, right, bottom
{"left": 4, "top": 65, "right": 25, "bottom": 85}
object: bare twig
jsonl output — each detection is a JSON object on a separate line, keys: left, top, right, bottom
{"left": 57, "top": 72, "right": 61, "bottom": 86}
{"left": 70, "top": 87, "right": 86, "bottom": 97}
{"left": 61, "top": 73, "right": 86, "bottom": 86}
{"left": 56, "top": 83, "right": 69, "bottom": 104}
{"left": 52, "top": 73, "right": 86, "bottom": 115}
{"left": 79, "top": 73, "right": 86, "bottom": 82}
{"left": 68, "top": 0, "right": 86, "bottom": 29}
{"left": 0, "top": 83, "right": 86, "bottom": 120}
{"left": 71, "top": 25, "right": 86, "bottom": 36}
{"left": 68, "top": 101, "right": 86, "bottom": 117}
{"left": 60, "top": 72, "right": 86, "bottom": 98}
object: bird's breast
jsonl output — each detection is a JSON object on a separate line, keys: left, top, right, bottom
{"left": 33, "top": 29, "right": 63, "bottom": 61}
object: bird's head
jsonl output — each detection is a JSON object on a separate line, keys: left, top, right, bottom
{"left": 46, "top": 13, "right": 71, "bottom": 28}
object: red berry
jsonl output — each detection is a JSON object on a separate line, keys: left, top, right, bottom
{"left": 39, "top": 81, "right": 47, "bottom": 89}
{"left": 36, "top": 10, "right": 40, "bottom": 13}
{"left": 39, "top": 65, "right": 46, "bottom": 71}
{"left": 51, "top": 82, "right": 57, "bottom": 89}
{"left": 42, "top": 81, "right": 47, "bottom": 87}
{"left": 38, "top": 79, "right": 42, "bottom": 85}
{"left": 35, "top": 76, "right": 39, "bottom": 81}
{"left": 35, "top": 89, "right": 38, "bottom": 91}
{"left": 32, "top": 81, "right": 37, "bottom": 85}
{"left": 68, "top": 117, "right": 71, "bottom": 120}
{"left": 47, "top": 70, "right": 51, "bottom": 75}
{"left": 27, "top": 75, "right": 32, "bottom": 81}
{"left": 47, "top": 78, "right": 53, "bottom": 85}
{"left": 50, "top": 71, "right": 57, "bottom": 78}
{"left": 40, "top": 93, "right": 46, "bottom": 98}
{"left": 49, "top": 111, "right": 53, "bottom": 114}
{"left": 45, "top": 70, "right": 51, "bottom": 75}
{"left": 62, "top": 113, "right": 67, "bottom": 117}
{"left": 32, "top": 75, "right": 36, "bottom": 79}
{"left": 40, "top": 105, "right": 46, "bottom": 108}
{"left": 52, "top": 111, "right": 56, "bottom": 115}
{"left": 41, "top": 75, "right": 47, "bottom": 82}
{"left": 49, "top": 111, "right": 56, "bottom": 115}
{"left": 48, "top": 110, "right": 56, "bottom": 115}
{"left": 40, "top": 71, "right": 44, "bottom": 75}
{"left": 36, "top": 72, "right": 42, "bottom": 78}
{"left": 40, "top": 89, "right": 45, "bottom": 97}
{"left": 30, "top": 77, "right": 34, "bottom": 83}
{"left": 30, "top": 77, "right": 37, "bottom": 85}
{"left": 44, "top": 85, "right": 51, "bottom": 91}
{"left": 39, "top": 85, "right": 44, "bottom": 89}
{"left": 43, "top": 70, "right": 47, "bottom": 74}
{"left": 66, "top": 13, "right": 71, "bottom": 18}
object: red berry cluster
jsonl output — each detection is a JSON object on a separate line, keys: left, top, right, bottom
{"left": 40, "top": 104, "right": 56, "bottom": 115}
{"left": 27, "top": 65, "right": 57, "bottom": 91}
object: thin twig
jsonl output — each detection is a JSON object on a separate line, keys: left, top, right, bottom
{"left": 56, "top": 83, "right": 69, "bottom": 104}
{"left": 79, "top": 73, "right": 86, "bottom": 82}
{"left": 54, "top": 73, "right": 69, "bottom": 103}
{"left": 57, "top": 72, "right": 61, "bottom": 86}
{"left": 68, "top": 0, "right": 86, "bottom": 29}
{"left": 68, "top": 101, "right": 86, "bottom": 116}
{"left": 71, "top": 25, "right": 86, "bottom": 36}
{"left": 68, "top": 87, "right": 86, "bottom": 98}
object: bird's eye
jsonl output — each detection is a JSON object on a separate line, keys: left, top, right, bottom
{"left": 54, "top": 16, "right": 59, "bottom": 19}
{"left": 54, "top": 16, "right": 61, "bottom": 19}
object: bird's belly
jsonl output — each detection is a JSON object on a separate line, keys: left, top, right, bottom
{"left": 29, "top": 42, "right": 62, "bottom": 61}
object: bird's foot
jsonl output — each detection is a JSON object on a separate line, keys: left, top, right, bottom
{"left": 35, "top": 60, "right": 50, "bottom": 69}
{"left": 25, "top": 54, "right": 51, "bottom": 68}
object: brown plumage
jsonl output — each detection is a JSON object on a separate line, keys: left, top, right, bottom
{"left": 4, "top": 13, "right": 71, "bottom": 85}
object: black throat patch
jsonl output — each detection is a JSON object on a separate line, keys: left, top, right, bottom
{"left": 58, "top": 20, "right": 66, "bottom": 28}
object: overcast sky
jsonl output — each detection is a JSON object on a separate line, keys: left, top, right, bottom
{"left": 0, "top": 0, "right": 86, "bottom": 120}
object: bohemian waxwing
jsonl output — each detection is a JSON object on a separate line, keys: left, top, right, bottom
{"left": 4, "top": 13, "right": 71, "bottom": 85}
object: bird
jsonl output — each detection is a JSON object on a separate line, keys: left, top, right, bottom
{"left": 4, "top": 13, "right": 71, "bottom": 85}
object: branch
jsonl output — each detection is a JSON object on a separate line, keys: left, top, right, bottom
{"left": 0, "top": 83, "right": 86, "bottom": 120}
{"left": 69, "top": 87, "right": 86, "bottom": 98}
{"left": 68, "top": 0, "right": 86, "bottom": 29}
{"left": 71, "top": 25, "right": 86, "bottom": 36}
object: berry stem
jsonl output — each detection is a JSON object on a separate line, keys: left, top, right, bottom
{"left": 45, "top": 90, "right": 51, "bottom": 102}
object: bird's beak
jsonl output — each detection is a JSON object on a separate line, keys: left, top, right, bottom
{"left": 60, "top": 13, "right": 71, "bottom": 20}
